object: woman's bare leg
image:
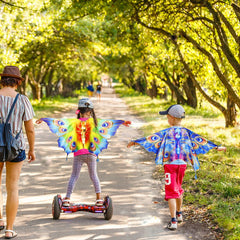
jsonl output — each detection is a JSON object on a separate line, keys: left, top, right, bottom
{"left": 0, "top": 162, "right": 4, "bottom": 227}
{"left": 5, "top": 161, "right": 23, "bottom": 237}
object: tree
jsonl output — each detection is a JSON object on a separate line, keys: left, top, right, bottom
{"left": 96, "top": 0, "right": 240, "bottom": 126}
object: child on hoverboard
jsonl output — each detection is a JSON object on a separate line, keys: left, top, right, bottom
{"left": 36, "top": 98, "right": 130, "bottom": 207}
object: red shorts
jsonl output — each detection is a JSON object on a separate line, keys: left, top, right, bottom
{"left": 164, "top": 164, "right": 187, "bottom": 201}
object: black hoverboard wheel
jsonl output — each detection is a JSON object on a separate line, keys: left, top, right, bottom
{"left": 104, "top": 196, "right": 113, "bottom": 220}
{"left": 52, "top": 195, "right": 61, "bottom": 220}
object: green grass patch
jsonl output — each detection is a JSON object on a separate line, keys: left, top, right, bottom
{"left": 31, "top": 89, "right": 88, "bottom": 118}
{"left": 115, "top": 83, "right": 240, "bottom": 240}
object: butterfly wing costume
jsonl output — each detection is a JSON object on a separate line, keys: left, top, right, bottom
{"left": 40, "top": 118, "right": 125, "bottom": 159}
{"left": 133, "top": 127, "right": 218, "bottom": 177}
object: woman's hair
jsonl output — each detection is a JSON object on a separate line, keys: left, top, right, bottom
{"left": 77, "top": 107, "right": 98, "bottom": 127}
{"left": 0, "top": 77, "right": 22, "bottom": 87}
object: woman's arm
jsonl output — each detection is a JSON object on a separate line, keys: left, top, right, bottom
{"left": 24, "top": 119, "right": 36, "bottom": 162}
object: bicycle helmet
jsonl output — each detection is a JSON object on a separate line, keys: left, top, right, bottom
{"left": 78, "top": 98, "right": 94, "bottom": 109}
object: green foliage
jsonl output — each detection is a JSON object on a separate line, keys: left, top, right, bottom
{"left": 31, "top": 88, "right": 87, "bottom": 118}
{"left": 31, "top": 96, "right": 77, "bottom": 118}
{"left": 1, "top": 0, "right": 240, "bottom": 125}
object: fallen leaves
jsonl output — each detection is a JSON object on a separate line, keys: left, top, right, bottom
{"left": 183, "top": 205, "right": 224, "bottom": 240}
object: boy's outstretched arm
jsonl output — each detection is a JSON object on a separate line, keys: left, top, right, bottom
{"left": 122, "top": 121, "right": 131, "bottom": 127}
{"left": 215, "top": 146, "right": 226, "bottom": 152}
{"left": 127, "top": 141, "right": 139, "bottom": 148}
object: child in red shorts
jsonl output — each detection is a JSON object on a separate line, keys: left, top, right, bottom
{"left": 127, "top": 104, "right": 226, "bottom": 230}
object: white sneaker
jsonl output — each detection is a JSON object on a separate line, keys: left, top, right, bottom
{"left": 177, "top": 213, "right": 183, "bottom": 223}
{"left": 62, "top": 199, "right": 70, "bottom": 207}
{"left": 167, "top": 221, "right": 177, "bottom": 230}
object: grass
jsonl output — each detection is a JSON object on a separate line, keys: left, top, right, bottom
{"left": 114, "top": 83, "right": 240, "bottom": 240}
{"left": 31, "top": 89, "right": 87, "bottom": 119}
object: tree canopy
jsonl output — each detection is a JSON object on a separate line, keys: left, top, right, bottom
{"left": 1, "top": 0, "right": 240, "bottom": 127}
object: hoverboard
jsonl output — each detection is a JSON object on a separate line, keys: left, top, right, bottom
{"left": 52, "top": 194, "right": 113, "bottom": 220}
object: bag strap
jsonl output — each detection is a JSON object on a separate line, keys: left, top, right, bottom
{"left": 5, "top": 94, "right": 20, "bottom": 124}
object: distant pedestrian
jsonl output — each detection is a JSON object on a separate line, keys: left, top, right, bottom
{"left": 109, "top": 78, "right": 113, "bottom": 88}
{"left": 96, "top": 81, "right": 102, "bottom": 103}
{"left": 87, "top": 82, "right": 94, "bottom": 97}
{"left": 0, "top": 66, "right": 35, "bottom": 239}
{"left": 127, "top": 104, "right": 226, "bottom": 230}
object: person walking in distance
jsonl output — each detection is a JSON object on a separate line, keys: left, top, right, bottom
{"left": 96, "top": 81, "right": 102, "bottom": 103}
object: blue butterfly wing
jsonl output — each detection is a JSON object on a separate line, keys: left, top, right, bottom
{"left": 97, "top": 119, "right": 125, "bottom": 139}
{"left": 88, "top": 119, "right": 125, "bottom": 157}
{"left": 41, "top": 118, "right": 80, "bottom": 154}
{"left": 182, "top": 128, "right": 217, "bottom": 172}
{"left": 134, "top": 128, "right": 169, "bottom": 154}
{"left": 185, "top": 128, "right": 218, "bottom": 155}
{"left": 89, "top": 136, "right": 109, "bottom": 156}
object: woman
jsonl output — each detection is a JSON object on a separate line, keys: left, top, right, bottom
{"left": 0, "top": 66, "right": 35, "bottom": 239}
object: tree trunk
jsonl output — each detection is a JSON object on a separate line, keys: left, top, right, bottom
{"left": 30, "top": 83, "right": 41, "bottom": 100}
{"left": 46, "top": 69, "right": 54, "bottom": 97}
{"left": 162, "top": 70, "right": 188, "bottom": 104}
{"left": 147, "top": 79, "right": 158, "bottom": 99}
{"left": 225, "top": 95, "right": 237, "bottom": 127}
{"left": 183, "top": 77, "right": 197, "bottom": 108}
{"left": 135, "top": 76, "right": 146, "bottom": 94}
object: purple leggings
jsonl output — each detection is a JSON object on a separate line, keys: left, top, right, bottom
{"left": 65, "top": 154, "right": 101, "bottom": 199}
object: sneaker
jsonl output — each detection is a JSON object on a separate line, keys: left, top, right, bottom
{"left": 167, "top": 221, "right": 177, "bottom": 230}
{"left": 62, "top": 198, "right": 70, "bottom": 207}
{"left": 177, "top": 213, "right": 183, "bottom": 223}
{"left": 95, "top": 199, "right": 103, "bottom": 206}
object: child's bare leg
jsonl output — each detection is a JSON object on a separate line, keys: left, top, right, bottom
{"left": 168, "top": 199, "right": 176, "bottom": 218}
{"left": 167, "top": 198, "right": 178, "bottom": 230}
{"left": 95, "top": 193, "right": 103, "bottom": 206}
{"left": 176, "top": 195, "right": 183, "bottom": 212}
{"left": 96, "top": 193, "right": 101, "bottom": 200}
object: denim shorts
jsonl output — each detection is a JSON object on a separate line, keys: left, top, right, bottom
{"left": 10, "top": 150, "right": 26, "bottom": 162}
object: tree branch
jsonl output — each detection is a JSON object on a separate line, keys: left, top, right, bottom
{"left": 0, "top": 0, "right": 25, "bottom": 9}
{"left": 217, "top": 10, "right": 240, "bottom": 47}
{"left": 179, "top": 29, "right": 240, "bottom": 109}
{"left": 232, "top": 2, "right": 240, "bottom": 22}
{"left": 174, "top": 39, "right": 226, "bottom": 114}
{"left": 204, "top": 1, "right": 240, "bottom": 79}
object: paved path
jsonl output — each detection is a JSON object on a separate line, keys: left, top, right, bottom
{"left": 0, "top": 87, "right": 213, "bottom": 239}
